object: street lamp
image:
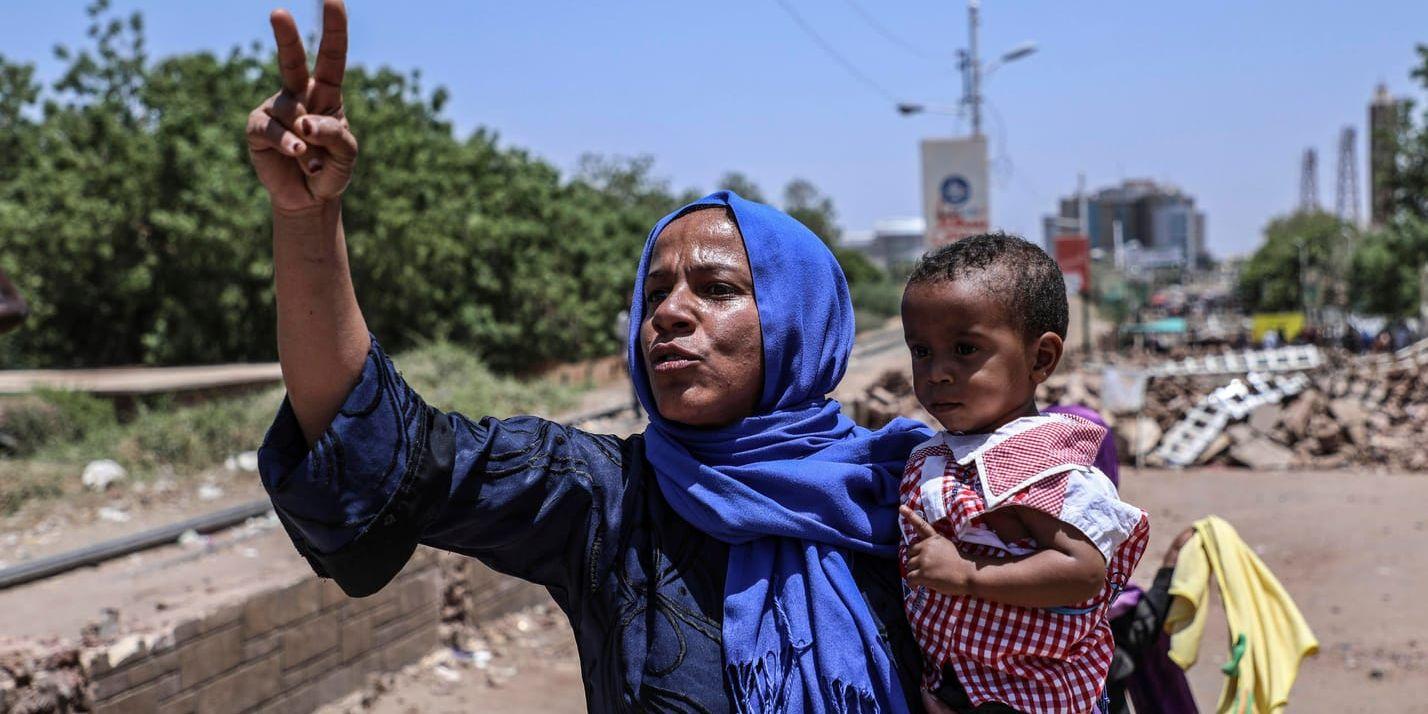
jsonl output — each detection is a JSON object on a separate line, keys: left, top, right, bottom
{"left": 982, "top": 42, "right": 1039, "bottom": 78}
{"left": 895, "top": 2, "right": 1037, "bottom": 139}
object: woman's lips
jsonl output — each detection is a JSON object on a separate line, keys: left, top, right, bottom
{"left": 651, "top": 357, "right": 700, "bottom": 374}
{"left": 927, "top": 401, "right": 962, "bottom": 413}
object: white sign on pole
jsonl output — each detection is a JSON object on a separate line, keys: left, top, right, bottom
{"left": 921, "top": 136, "right": 990, "bottom": 248}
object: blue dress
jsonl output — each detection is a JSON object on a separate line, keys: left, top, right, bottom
{"left": 258, "top": 338, "right": 929, "bottom": 713}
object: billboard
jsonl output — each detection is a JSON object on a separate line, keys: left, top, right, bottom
{"left": 1053, "top": 235, "right": 1091, "bottom": 295}
{"left": 921, "top": 136, "right": 990, "bottom": 247}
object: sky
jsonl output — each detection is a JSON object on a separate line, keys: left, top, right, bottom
{"left": 2, "top": 1, "right": 1427, "bottom": 258}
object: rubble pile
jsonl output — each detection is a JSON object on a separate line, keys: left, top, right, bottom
{"left": 847, "top": 343, "right": 1428, "bottom": 471}
{"left": 0, "top": 641, "right": 89, "bottom": 714}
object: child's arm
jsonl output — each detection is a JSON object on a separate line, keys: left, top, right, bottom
{"left": 901, "top": 505, "right": 1107, "bottom": 608}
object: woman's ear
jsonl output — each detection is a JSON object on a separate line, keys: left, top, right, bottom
{"left": 1030, "top": 332, "right": 1064, "bottom": 385}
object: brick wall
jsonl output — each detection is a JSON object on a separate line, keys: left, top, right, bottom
{"left": 87, "top": 549, "right": 441, "bottom": 714}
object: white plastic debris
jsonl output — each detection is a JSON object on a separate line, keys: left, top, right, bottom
{"left": 197, "top": 484, "right": 224, "bottom": 501}
{"left": 177, "top": 529, "right": 208, "bottom": 548}
{"left": 81, "top": 460, "right": 128, "bottom": 492}
{"left": 225, "top": 451, "right": 260, "bottom": 472}
{"left": 97, "top": 506, "right": 132, "bottom": 523}
{"left": 433, "top": 664, "right": 462, "bottom": 683}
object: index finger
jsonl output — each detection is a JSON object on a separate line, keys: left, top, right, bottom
{"left": 270, "top": 9, "right": 309, "bottom": 95}
{"left": 900, "top": 505, "right": 939, "bottom": 540}
{"left": 312, "top": 0, "right": 348, "bottom": 91}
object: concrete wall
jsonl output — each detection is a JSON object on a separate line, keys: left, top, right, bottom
{"left": 87, "top": 551, "right": 440, "bottom": 714}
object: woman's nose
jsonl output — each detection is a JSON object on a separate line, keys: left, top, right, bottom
{"left": 650, "top": 285, "right": 696, "bottom": 334}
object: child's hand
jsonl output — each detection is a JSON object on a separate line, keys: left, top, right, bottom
{"left": 901, "top": 506, "right": 975, "bottom": 596}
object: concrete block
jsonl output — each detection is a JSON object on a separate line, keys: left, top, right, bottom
{"left": 178, "top": 625, "right": 242, "bottom": 687}
{"left": 242, "top": 633, "right": 280, "bottom": 661}
{"left": 95, "top": 678, "right": 159, "bottom": 714}
{"left": 1248, "top": 403, "right": 1282, "bottom": 435}
{"left": 310, "top": 661, "right": 363, "bottom": 707}
{"left": 340, "top": 615, "right": 373, "bottom": 663}
{"left": 1329, "top": 398, "right": 1368, "bottom": 427}
{"left": 264, "top": 685, "right": 322, "bottom": 714}
{"left": 156, "top": 692, "right": 195, "bottom": 714}
{"left": 95, "top": 650, "right": 177, "bottom": 700}
{"left": 319, "top": 579, "right": 350, "bottom": 610}
{"left": 281, "top": 650, "right": 340, "bottom": 691}
{"left": 367, "top": 601, "right": 399, "bottom": 628}
{"left": 1230, "top": 437, "right": 1296, "bottom": 470}
{"left": 192, "top": 652, "right": 281, "bottom": 714}
{"left": 281, "top": 611, "right": 340, "bottom": 668}
{"left": 243, "top": 579, "right": 321, "bottom": 639}
{"left": 380, "top": 624, "right": 438, "bottom": 671}
{"left": 155, "top": 671, "right": 181, "bottom": 700}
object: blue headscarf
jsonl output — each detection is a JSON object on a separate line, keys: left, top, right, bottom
{"left": 627, "top": 191, "right": 931, "bottom": 713}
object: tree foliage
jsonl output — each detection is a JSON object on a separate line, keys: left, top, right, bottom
{"left": 0, "top": 3, "right": 881, "bottom": 370}
{"left": 1350, "top": 44, "right": 1428, "bottom": 317}
{"left": 0, "top": 2, "right": 685, "bottom": 370}
{"left": 1236, "top": 211, "right": 1348, "bottom": 313}
{"left": 1350, "top": 215, "right": 1428, "bottom": 316}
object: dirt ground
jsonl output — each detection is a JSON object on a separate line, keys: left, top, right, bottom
{"left": 340, "top": 467, "right": 1428, "bottom": 714}
{"left": 5, "top": 327, "right": 1424, "bottom": 712}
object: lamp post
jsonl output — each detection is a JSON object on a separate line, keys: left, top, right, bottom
{"left": 895, "top": 1, "right": 1036, "bottom": 137}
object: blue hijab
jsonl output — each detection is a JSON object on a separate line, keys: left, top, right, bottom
{"left": 627, "top": 191, "right": 931, "bottom": 713}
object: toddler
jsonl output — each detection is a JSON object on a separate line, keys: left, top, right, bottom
{"left": 897, "top": 234, "right": 1149, "bottom": 714}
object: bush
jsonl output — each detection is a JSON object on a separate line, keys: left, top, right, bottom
{"left": 0, "top": 389, "right": 118, "bottom": 456}
{"left": 850, "top": 280, "right": 905, "bottom": 320}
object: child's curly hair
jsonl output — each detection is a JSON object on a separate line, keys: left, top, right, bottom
{"left": 907, "top": 232, "right": 1069, "bottom": 341}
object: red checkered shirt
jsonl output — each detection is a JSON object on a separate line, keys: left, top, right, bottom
{"left": 899, "top": 414, "right": 1150, "bottom": 713}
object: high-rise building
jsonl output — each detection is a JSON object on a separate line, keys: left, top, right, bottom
{"left": 1370, "top": 83, "right": 1410, "bottom": 226}
{"left": 1043, "top": 179, "right": 1206, "bottom": 271}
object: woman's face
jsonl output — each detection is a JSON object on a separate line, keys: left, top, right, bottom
{"left": 640, "top": 209, "right": 764, "bottom": 427}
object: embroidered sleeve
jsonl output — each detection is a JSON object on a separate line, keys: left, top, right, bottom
{"left": 258, "top": 334, "right": 627, "bottom": 600}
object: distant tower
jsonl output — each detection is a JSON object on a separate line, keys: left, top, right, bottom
{"left": 1336, "top": 126, "right": 1360, "bottom": 226}
{"left": 1299, "top": 148, "right": 1319, "bottom": 213}
{"left": 1370, "top": 83, "right": 1409, "bottom": 226}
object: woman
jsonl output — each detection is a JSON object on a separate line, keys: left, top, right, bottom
{"left": 248, "top": 2, "right": 941, "bottom": 711}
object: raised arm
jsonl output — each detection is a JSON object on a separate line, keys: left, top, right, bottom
{"left": 246, "top": 0, "right": 366, "bottom": 445}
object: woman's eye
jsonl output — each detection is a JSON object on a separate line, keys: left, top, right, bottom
{"left": 955, "top": 343, "right": 978, "bottom": 356}
{"left": 646, "top": 290, "right": 667, "bottom": 305}
{"left": 707, "top": 283, "right": 735, "bottom": 297}
{"left": 910, "top": 345, "right": 930, "bottom": 359}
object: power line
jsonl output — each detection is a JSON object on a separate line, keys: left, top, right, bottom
{"left": 841, "top": 0, "right": 941, "bottom": 61}
{"left": 771, "top": 0, "right": 900, "bottom": 103}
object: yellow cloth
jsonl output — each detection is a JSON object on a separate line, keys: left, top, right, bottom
{"left": 1165, "top": 516, "right": 1318, "bottom": 714}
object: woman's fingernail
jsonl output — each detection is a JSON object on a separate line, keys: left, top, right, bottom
{"left": 301, "top": 118, "right": 312, "bottom": 134}
{"left": 307, "top": 159, "right": 323, "bottom": 172}
{"left": 292, "top": 141, "right": 305, "bottom": 154}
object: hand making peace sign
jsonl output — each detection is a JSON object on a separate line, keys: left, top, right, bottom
{"left": 246, "top": 0, "right": 358, "bottom": 214}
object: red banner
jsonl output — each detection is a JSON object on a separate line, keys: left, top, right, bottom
{"left": 1053, "top": 235, "right": 1091, "bottom": 294}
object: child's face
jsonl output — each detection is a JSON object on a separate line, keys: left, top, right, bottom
{"left": 901, "top": 278, "right": 1062, "bottom": 434}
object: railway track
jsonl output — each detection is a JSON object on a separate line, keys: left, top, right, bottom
{"left": 0, "top": 325, "right": 907, "bottom": 589}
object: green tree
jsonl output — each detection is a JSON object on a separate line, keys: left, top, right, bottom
{"left": 1350, "top": 215, "right": 1428, "bottom": 316}
{"left": 717, "top": 171, "right": 766, "bottom": 203}
{"left": 782, "top": 177, "right": 840, "bottom": 246}
{"left": 1236, "top": 211, "right": 1348, "bottom": 313}
{"left": 0, "top": 2, "right": 693, "bottom": 370}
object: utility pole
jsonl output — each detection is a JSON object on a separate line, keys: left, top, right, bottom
{"left": 1078, "top": 173, "right": 1091, "bottom": 354}
{"left": 966, "top": 0, "right": 982, "bottom": 137}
